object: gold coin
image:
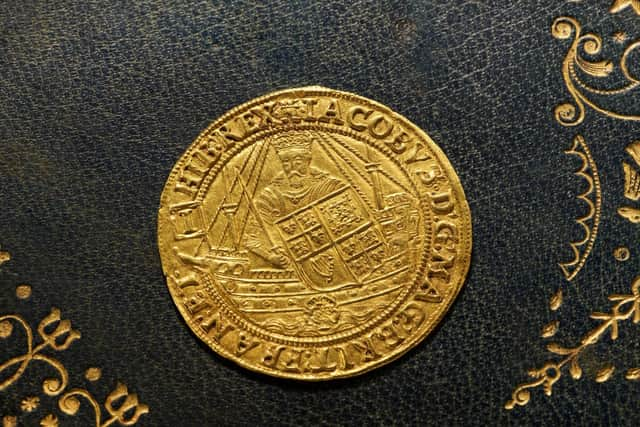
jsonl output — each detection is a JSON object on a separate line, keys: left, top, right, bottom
{"left": 158, "top": 87, "right": 472, "bottom": 380}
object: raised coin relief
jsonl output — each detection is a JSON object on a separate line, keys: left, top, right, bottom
{"left": 158, "top": 87, "right": 472, "bottom": 379}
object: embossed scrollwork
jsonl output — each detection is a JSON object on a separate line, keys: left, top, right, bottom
{"left": 0, "top": 308, "right": 80, "bottom": 396}
{"left": 552, "top": 16, "right": 640, "bottom": 126}
{"left": 59, "top": 383, "right": 149, "bottom": 427}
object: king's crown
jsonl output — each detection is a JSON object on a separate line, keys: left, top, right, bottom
{"left": 271, "top": 132, "right": 313, "bottom": 155}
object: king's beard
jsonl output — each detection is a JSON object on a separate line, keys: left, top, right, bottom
{"left": 286, "top": 170, "right": 308, "bottom": 189}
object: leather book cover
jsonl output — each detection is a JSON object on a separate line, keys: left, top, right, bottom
{"left": 2, "top": 1, "right": 640, "bottom": 425}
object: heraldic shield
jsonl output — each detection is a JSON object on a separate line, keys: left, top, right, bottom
{"left": 274, "top": 184, "right": 400, "bottom": 292}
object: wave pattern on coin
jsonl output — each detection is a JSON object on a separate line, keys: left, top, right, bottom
{"left": 158, "top": 87, "right": 472, "bottom": 380}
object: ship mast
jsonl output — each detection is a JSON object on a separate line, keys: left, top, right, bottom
{"left": 220, "top": 168, "right": 241, "bottom": 251}
{"left": 364, "top": 145, "right": 385, "bottom": 210}
{"left": 233, "top": 166, "right": 277, "bottom": 248}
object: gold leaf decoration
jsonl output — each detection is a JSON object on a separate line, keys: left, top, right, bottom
{"left": 614, "top": 247, "right": 631, "bottom": 262}
{"left": 59, "top": 382, "right": 150, "bottom": 426}
{"left": 613, "top": 31, "right": 629, "bottom": 44}
{"left": 15, "top": 285, "right": 31, "bottom": 300}
{"left": 104, "top": 382, "right": 150, "bottom": 424}
{"left": 541, "top": 321, "right": 560, "bottom": 338}
{"left": 625, "top": 367, "right": 640, "bottom": 380}
{"left": 20, "top": 396, "right": 40, "bottom": 412}
{"left": 595, "top": 365, "right": 615, "bottom": 383}
{"left": 0, "top": 250, "right": 10, "bottom": 266}
{"left": 610, "top": 0, "right": 640, "bottom": 15}
{"left": 84, "top": 367, "right": 102, "bottom": 382}
{"left": 626, "top": 141, "right": 640, "bottom": 165}
{"left": 546, "top": 343, "right": 572, "bottom": 355}
{"left": 552, "top": 16, "right": 640, "bottom": 126}
{"left": 550, "top": 289, "right": 563, "bottom": 311}
{"left": 0, "top": 270, "right": 149, "bottom": 426}
{"left": 507, "top": 276, "right": 640, "bottom": 409}
{"left": 0, "top": 309, "right": 80, "bottom": 396}
{"left": 39, "top": 414, "right": 58, "bottom": 427}
{"left": 559, "top": 136, "right": 602, "bottom": 281}
{"left": 569, "top": 360, "right": 582, "bottom": 380}
{"left": 0, "top": 320, "right": 13, "bottom": 339}
{"left": 618, "top": 206, "right": 640, "bottom": 223}
{"left": 623, "top": 162, "right": 640, "bottom": 201}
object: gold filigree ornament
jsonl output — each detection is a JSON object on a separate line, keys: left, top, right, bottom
{"left": 58, "top": 383, "right": 149, "bottom": 426}
{"left": 39, "top": 414, "right": 58, "bottom": 427}
{"left": 0, "top": 308, "right": 80, "bottom": 396}
{"left": 158, "top": 86, "right": 472, "bottom": 380}
{"left": 559, "top": 135, "right": 602, "bottom": 281}
{"left": 614, "top": 246, "right": 632, "bottom": 261}
{"left": 552, "top": 16, "right": 640, "bottom": 126}
{"left": 619, "top": 140, "right": 640, "bottom": 222}
{"left": 0, "top": 254, "right": 149, "bottom": 425}
{"left": 610, "top": 0, "right": 640, "bottom": 15}
{"left": 0, "top": 249, "right": 10, "bottom": 266}
{"left": 20, "top": 396, "right": 40, "bottom": 412}
{"left": 2, "top": 415, "right": 17, "bottom": 427}
{"left": 506, "top": 276, "right": 640, "bottom": 409}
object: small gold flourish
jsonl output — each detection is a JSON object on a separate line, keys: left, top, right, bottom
{"left": 506, "top": 276, "right": 640, "bottom": 409}
{"left": 59, "top": 382, "right": 149, "bottom": 427}
{"left": 625, "top": 367, "right": 640, "bottom": 380}
{"left": 549, "top": 288, "right": 563, "bottom": 311}
{"left": 0, "top": 320, "right": 13, "bottom": 338}
{"left": 595, "top": 364, "right": 616, "bottom": 382}
{"left": 559, "top": 135, "right": 602, "bottom": 281}
{"left": 614, "top": 246, "right": 631, "bottom": 261}
{"left": 2, "top": 415, "right": 17, "bottom": 427}
{"left": 610, "top": 0, "right": 640, "bottom": 15}
{"left": 0, "top": 249, "right": 10, "bottom": 266}
{"left": 541, "top": 321, "right": 560, "bottom": 338}
{"left": 552, "top": 16, "right": 640, "bottom": 126}
{"left": 15, "top": 285, "right": 32, "bottom": 300}
{"left": 613, "top": 31, "right": 629, "bottom": 44}
{"left": 20, "top": 396, "right": 40, "bottom": 412}
{"left": 619, "top": 141, "right": 640, "bottom": 223}
{"left": 39, "top": 414, "right": 58, "bottom": 427}
{"left": 0, "top": 308, "right": 80, "bottom": 396}
{"left": 84, "top": 367, "right": 102, "bottom": 382}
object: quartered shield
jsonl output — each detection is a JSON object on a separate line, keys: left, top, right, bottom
{"left": 273, "top": 185, "right": 407, "bottom": 291}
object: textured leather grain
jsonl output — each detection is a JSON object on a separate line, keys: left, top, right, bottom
{"left": 2, "top": 1, "right": 640, "bottom": 425}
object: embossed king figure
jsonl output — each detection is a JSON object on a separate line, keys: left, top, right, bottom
{"left": 245, "top": 131, "right": 344, "bottom": 272}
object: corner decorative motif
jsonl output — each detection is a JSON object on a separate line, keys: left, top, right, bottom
{"left": 0, "top": 252, "right": 149, "bottom": 426}
{"left": 508, "top": 134, "right": 640, "bottom": 410}
{"left": 506, "top": 276, "right": 640, "bottom": 409}
{"left": 559, "top": 135, "right": 602, "bottom": 281}
{"left": 508, "top": 3, "right": 640, "bottom": 410}
{"left": 552, "top": 16, "right": 640, "bottom": 126}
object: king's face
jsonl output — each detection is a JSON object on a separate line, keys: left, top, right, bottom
{"left": 278, "top": 150, "right": 312, "bottom": 180}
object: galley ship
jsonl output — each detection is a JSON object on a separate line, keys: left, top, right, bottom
{"left": 172, "top": 132, "right": 420, "bottom": 334}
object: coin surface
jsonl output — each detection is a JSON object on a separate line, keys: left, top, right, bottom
{"left": 158, "top": 87, "right": 472, "bottom": 380}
